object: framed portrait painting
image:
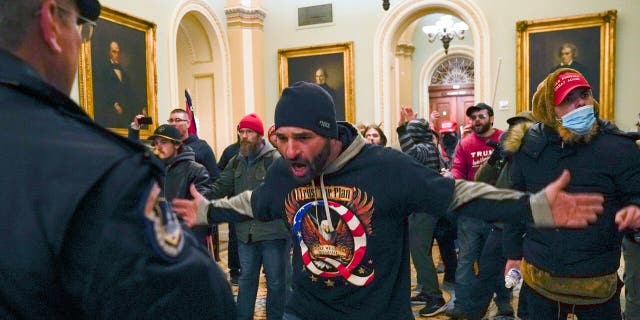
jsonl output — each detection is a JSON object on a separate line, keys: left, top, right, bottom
{"left": 278, "top": 42, "right": 354, "bottom": 122}
{"left": 78, "top": 6, "right": 157, "bottom": 137}
{"left": 516, "top": 10, "right": 616, "bottom": 120}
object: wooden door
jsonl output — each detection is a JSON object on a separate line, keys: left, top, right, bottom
{"left": 428, "top": 84, "right": 474, "bottom": 133}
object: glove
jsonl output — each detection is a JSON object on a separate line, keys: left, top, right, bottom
{"left": 486, "top": 140, "right": 504, "bottom": 166}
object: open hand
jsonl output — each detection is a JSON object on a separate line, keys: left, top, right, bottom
{"left": 545, "top": 170, "right": 604, "bottom": 228}
{"left": 171, "top": 184, "right": 204, "bottom": 227}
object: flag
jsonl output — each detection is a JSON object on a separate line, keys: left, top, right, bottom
{"left": 185, "top": 89, "right": 198, "bottom": 136}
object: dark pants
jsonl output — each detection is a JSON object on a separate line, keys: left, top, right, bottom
{"left": 468, "top": 227, "right": 511, "bottom": 319}
{"left": 455, "top": 217, "right": 511, "bottom": 319}
{"left": 623, "top": 237, "right": 640, "bottom": 319}
{"left": 521, "top": 282, "right": 621, "bottom": 320}
{"left": 409, "top": 212, "right": 441, "bottom": 298}
{"left": 237, "top": 239, "right": 289, "bottom": 320}
{"left": 228, "top": 222, "right": 240, "bottom": 277}
{"left": 434, "top": 218, "right": 457, "bottom": 284}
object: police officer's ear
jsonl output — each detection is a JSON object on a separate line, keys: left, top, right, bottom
{"left": 38, "top": 0, "right": 64, "bottom": 53}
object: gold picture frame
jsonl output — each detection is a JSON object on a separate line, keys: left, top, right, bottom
{"left": 516, "top": 10, "right": 616, "bottom": 120}
{"left": 278, "top": 42, "right": 355, "bottom": 123}
{"left": 78, "top": 6, "right": 157, "bottom": 137}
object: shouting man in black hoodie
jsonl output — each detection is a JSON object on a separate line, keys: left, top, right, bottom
{"left": 172, "top": 82, "right": 625, "bottom": 320}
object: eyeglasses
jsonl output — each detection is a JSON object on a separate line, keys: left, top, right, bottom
{"left": 167, "top": 118, "right": 188, "bottom": 124}
{"left": 55, "top": 5, "right": 95, "bottom": 42}
{"left": 469, "top": 114, "right": 488, "bottom": 120}
{"left": 238, "top": 129, "right": 257, "bottom": 136}
{"left": 34, "top": 4, "right": 96, "bottom": 42}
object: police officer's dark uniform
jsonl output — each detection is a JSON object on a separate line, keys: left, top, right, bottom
{"left": 0, "top": 1, "right": 235, "bottom": 318}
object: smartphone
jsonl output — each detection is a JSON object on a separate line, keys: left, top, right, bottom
{"left": 139, "top": 116, "right": 153, "bottom": 125}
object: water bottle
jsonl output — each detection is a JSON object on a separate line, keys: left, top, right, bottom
{"left": 504, "top": 268, "right": 522, "bottom": 289}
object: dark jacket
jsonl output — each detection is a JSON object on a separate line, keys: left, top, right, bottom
{"left": 217, "top": 141, "right": 240, "bottom": 171}
{"left": 184, "top": 134, "right": 220, "bottom": 181}
{"left": 397, "top": 119, "right": 443, "bottom": 172}
{"left": 129, "top": 127, "right": 220, "bottom": 182}
{"left": 509, "top": 120, "right": 640, "bottom": 276}
{"left": 163, "top": 146, "right": 212, "bottom": 201}
{"left": 206, "top": 141, "right": 289, "bottom": 243}
{"left": 0, "top": 49, "right": 234, "bottom": 318}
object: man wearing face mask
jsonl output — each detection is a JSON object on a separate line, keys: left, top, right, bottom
{"left": 504, "top": 69, "right": 640, "bottom": 319}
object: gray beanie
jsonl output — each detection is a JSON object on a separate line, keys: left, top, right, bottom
{"left": 274, "top": 81, "right": 338, "bottom": 138}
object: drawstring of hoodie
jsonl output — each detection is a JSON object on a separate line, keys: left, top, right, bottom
{"left": 311, "top": 175, "right": 335, "bottom": 237}
{"left": 319, "top": 173, "right": 333, "bottom": 231}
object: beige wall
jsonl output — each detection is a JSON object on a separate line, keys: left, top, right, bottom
{"left": 477, "top": 0, "right": 639, "bottom": 130}
{"left": 73, "top": 0, "right": 640, "bottom": 147}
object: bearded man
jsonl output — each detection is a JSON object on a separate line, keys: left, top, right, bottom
{"left": 447, "top": 103, "right": 514, "bottom": 319}
{"left": 197, "top": 113, "right": 289, "bottom": 320}
{"left": 503, "top": 69, "right": 640, "bottom": 319}
{"left": 172, "top": 82, "right": 619, "bottom": 320}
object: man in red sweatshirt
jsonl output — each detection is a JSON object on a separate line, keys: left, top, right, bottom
{"left": 449, "top": 103, "right": 514, "bottom": 319}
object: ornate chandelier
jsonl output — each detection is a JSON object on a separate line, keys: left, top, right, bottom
{"left": 422, "top": 15, "right": 468, "bottom": 54}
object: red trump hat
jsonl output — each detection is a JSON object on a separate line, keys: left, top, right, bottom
{"left": 553, "top": 71, "right": 591, "bottom": 105}
{"left": 439, "top": 120, "right": 458, "bottom": 134}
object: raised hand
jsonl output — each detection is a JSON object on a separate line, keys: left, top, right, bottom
{"left": 545, "top": 170, "right": 604, "bottom": 228}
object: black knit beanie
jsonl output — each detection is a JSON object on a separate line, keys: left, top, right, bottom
{"left": 274, "top": 81, "right": 338, "bottom": 138}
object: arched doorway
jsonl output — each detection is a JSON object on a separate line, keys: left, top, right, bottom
{"left": 169, "top": 0, "right": 232, "bottom": 154}
{"left": 428, "top": 55, "right": 475, "bottom": 133}
{"left": 373, "top": 0, "right": 490, "bottom": 145}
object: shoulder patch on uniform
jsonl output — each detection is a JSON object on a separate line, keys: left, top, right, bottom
{"left": 142, "top": 183, "right": 185, "bottom": 260}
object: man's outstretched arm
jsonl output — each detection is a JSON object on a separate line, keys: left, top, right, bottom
{"left": 172, "top": 184, "right": 253, "bottom": 227}
{"left": 450, "top": 170, "right": 604, "bottom": 228}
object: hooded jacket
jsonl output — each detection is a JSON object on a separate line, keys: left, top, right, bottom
{"left": 163, "top": 146, "right": 212, "bottom": 201}
{"left": 396, "top": 119, "right": 443, "bottom": 171}
{"left": 205, "top": 140, "right": 288, "bottom": 243}
{"left": 506, "top": 68, "right": 640, "bottom": 278}
{"left": 200, "top": 122, "right": 564, "bottom": 319}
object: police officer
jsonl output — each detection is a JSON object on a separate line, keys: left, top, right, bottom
{"left": 0, "top": 0, "right": 234, "bottom": 318}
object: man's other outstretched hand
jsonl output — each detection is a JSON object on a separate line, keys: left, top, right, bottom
{"left": 545, "top": 170, "right": 604, "bottom": 228}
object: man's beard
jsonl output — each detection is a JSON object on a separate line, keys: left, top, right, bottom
{"left": 239, "top": 140, "right": 259, "bottom": 157}
{"left": 472, "top": 122, "right": 491, "bottom": 135}
{"left": 288, "top": 139, "right": 331, "bottom": 184}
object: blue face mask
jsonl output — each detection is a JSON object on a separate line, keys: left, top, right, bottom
{"left": 560, "top": 105, "right": 595, "bottom": 135}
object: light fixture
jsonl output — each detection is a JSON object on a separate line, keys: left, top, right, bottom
{"left": 382, "top": 0, "right": 390, "bottom": 11}
{"left": 422, "top": 15, "right": 468, "bottom": 54}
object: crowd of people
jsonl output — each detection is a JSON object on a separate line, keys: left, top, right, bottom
{"left": 2, "top": 1, "right": 640, "bottom": 320}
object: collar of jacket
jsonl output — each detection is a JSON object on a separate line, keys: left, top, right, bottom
{"left": 0, "top": 49, "right": 79, "bottom": 116}
{"left": 0, "top": 49, "right": 165, "bottom": 176}
{"left": 519, "top": 119, "right": 632, "bottom": 160}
